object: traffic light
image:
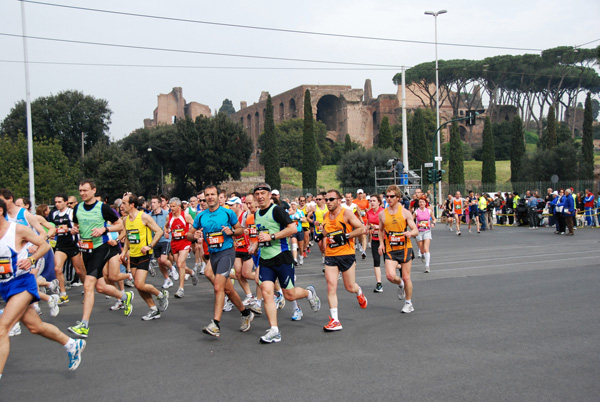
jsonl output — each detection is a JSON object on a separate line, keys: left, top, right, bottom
{"left": 426, "top": 168, "right": 434, "bottom": 184}
{"left": 465, "top": 110, "right": 476, "bottom": 126}
{"left": 436, "top": 170, "right": 443, "bottom": 183}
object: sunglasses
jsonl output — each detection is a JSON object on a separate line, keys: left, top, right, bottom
{"left": 67, "top": 202, "right": 75, "bottom": 205}
{"left": 385, "top": 195, "right": 397, "bottom": 198}
{"left": 315, "top": 198, "right": 323, "bottom": 201}
{"left": 199, "top": 199, "right": 207, "bottom": 202}
{"left": 326, "top": 197, "right": 338, "bottom": 202}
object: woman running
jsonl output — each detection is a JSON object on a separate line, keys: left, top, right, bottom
{"left": 367, "top": 194, "right": 384, "bottom": 292}
{"left": 414, "top": 197, "right": 435, "bottom": 273}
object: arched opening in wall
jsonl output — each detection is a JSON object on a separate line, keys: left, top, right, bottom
{"left": 254, "top": 112, "right": 260, "bottom": 137}
{"left": 171, "top": 116, "right": 177, "bottom": 124}
{"left": 372, "top": 111, "right": 378, "bottom": 144}
{"left": 316, "top": 95, "right": 340, "bottom": 132}
{"left": 240, "top": 117, "right": 244, "bottom": 126}
{"left": 459, "top": 125, "right": 467, "bottom": 141}
{"left": 289, "top": 98, "right": 297, "bottom": 118}
{"left": 247, "top": 114, "right": 252, "bottom": 135}
{"left": 279, "top": 102, "right": 284, "bottom": 121}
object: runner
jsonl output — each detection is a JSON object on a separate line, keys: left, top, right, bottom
{"left": 444, "top": 194, "right": 454, "bottom": 231}
{"left": 320, "top": 189, "right": 368, "bottom": 332}
{"left": 452, "top": 191, "right": 465, "bottom": 235}
{"left": 188, "top": 186, "right": 254, "bottom": 338}
{"left": 67, "top": 180, "right": 134, "bottom": 338}
{"left": 0, "top": 198, "right": 86, "bottom": 376}
{"left": 352, "top": 189, "right": 369, "bottom": 260}
{"left": 49, "top": 193, "right": 85, "bottom": 305}
{"left": 149, "top": 196, "right": 175, "bottom": 289}
{"left": 120, "top": 194, "right": 169, "bottom": 320}
{"left": 165, "top": 198, "right": 198, "bottom": 298}
{"left": 297, "top": 196, "right": 312, "bottom": 262}
{"left": 287, "top": 201, "right": 305, "bottom": 266}
{"left": 378, "top": 185, "right": 419, "bottom": 313}
{"left": 466, "top": 191, "right": 481, "bottom": 234}
{"left": 414, "top": 197, "right": 436, "bottom": 273}
{"left": 252, "top": 183, "right": 321, "bottom": 343}
{"left": 367, "top": 194, "right": 384, "bottom": 292}
{"left": 313, "top": 192, "right": 328, "bottom": 264}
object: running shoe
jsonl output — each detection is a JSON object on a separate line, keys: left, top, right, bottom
{"left": 294, "top": 259, "right": 299, "bottom": 266}
{"left": 124, "top": 279, "right": 135, "bottom": 288}
{"left": 48, "top": 279, "right": 60, "bottom": 294}
{"left": 199, "top": 262, "right": 206, "bottom": 275}
{"left": 9, "top": 322, "right": 21, "bottom": 337}
{"left": 420, "top": 254, "right": 425, "bottom": 263}
{"left": 202, "top": 320, "right": 220, "bottom": 338}
{"left": 157, "top": 290, "right": 169, "bottom": 312}
{"left": 291, "top": 308, "right": 303, "bottom": 321}
{"left": 223, "top": 297, "right": 234, "bottom": 312}
{"left": 170, "top": 267, "right": 179, "bottom": 280}
{"left": 191, "top": 267, "right": 199, "bottom": 286}
{"left": 71, "top": 281, "right": 83, "bottom": 287}
{"left": 242, "top": 295, "right": 255, "bottom": 306}
{"left": 174, "top": 288, "right": 185, "bottom": 299}
{"left": 298, "top": 255, "right": 303, "bottom": 265}
{"left": 457, "top": 231, "right": 461, "bottom": 236}
{"left": 240, "top": 311, "right": 255, "bottom": 332}
{"left": 149, "top": 259, "right": 157, "bottom": 277}
{"left": 401, "top": 302, "right": 414, "bottom": 314}
{"left": 303, "top": 251, "right": 307, "bottom": 258}
{"left": 141, "top": 309, "right": 161, "bottom": 321}
{"left": 33, "top": 303, "right": 42, "bottom": 315}
{"left": 48, "top": 294, "right": 60, "bottom": 317}
{"left": 184, "top": 273, "right": 190, "bottom": 281}
{"left": 68, "top": 322, "right": 89, "bottom": 338}
{"left": 110, "top": 300, "right": 124, "bottom": 311}
{"left": 306, "top": 285, "right": 321, "bottom": 312}
{"left": 374, "top": 283, "right": 383, "bottom": 293}
{"left": 162, "top": 277, "right": 173, "bottom": 289}
{"left": 361, "top": 252, "right": 367, "bottom": 260}
{"left": 260, "top": 327, "right": 281, "bottom": 343}
{"left": 357, "top": 291, "right": 368, "bottom": 309}
{"left": 247, "top": 301, "right": 262, "bottom": 315}
{"left": 424, "top": 267, "right": 430, "bottom": 273}
{"left": 275, "top": 292, "right": 285, "bottom": 310}
{"left": 58, "top": 295, "right": 69, "bottom": 305}
{"left": 323, "top": 317, "right": 343, "bottom": 332}
{"left": 123, "top": 291, "right": 134, "bottom": 316}
{"left": 397, "top": 285, "right": 405, "bottom": 301}
{"left": 67, "top": 339, "right": 86, "bottom": 371}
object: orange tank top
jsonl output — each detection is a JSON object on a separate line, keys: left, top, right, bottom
{"left": 453, "top": 198, "right": 463, "bottom": 214}
{"left": 246, "top": 213, "right": 258, "bottom": 247}
{"left": 323, "top": 209, "right": 354, "bottom": 256}
{"left": 383, "top": 207, "right": 408, "bottom": 253}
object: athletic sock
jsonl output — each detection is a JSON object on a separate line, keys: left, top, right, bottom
{"left": 406, "top": 299, "right": 412, "bottom": 304}
{"left": 292, "top": 300, "right": 299, "bottom": 310}
{"left": 241, "top": 308, "right": 250, "bottom": 317}
{"left": 306, "top": 288, "right": 314, "bottom": 300}
{"left": 424, "top": 252, "right": 431, "bottom": 267}
{"left": 355, "top": 286, "right": 362, "bottom": 296}
{"left": 81, "top": 320, "right": 89, "bottom": 328}
{"left": 256, "top": 299, "right": 262, "bottom": 307}
{"left": 330, "top": 308, "right": 338, "bottom": 321}
{"left": 271, "top": 326, "right": 279, "bottom": 332}
{"left": 120, "top": 292, "right": 128, "bottom": 301}
{"left": 213, "top": 319, "right": 220, "bottom": 328}
{"left": 60, "top": 292, "right": 67, "bottom": 297}
{"left": 246, "top": 293, "right": 253, "bottom": 299}
{"left": 64, "top": 338, "right": 76, "bottom": 351}
{"left": 150, "top": 306, "right": 158, "bottom": 312}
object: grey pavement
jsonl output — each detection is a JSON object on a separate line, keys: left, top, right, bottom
{"left": 2, "top": 225, "right": 599, "bottom": 401}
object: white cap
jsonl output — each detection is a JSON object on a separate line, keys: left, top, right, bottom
{"left": 357, "top": 189, "right": 364, "bottom": 194}
{"left": 272, "top": 189, "right": 280, "bottom": 196}
{"left": 226, "top": 196, "right": 242, "bottom": 206}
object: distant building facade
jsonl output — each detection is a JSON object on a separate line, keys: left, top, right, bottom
{"left": 144, "top": 87, "right": 211, "bottom": 128}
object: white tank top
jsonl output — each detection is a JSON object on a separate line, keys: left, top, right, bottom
{"left": 0, "top": 222, "right": 30, "bottom": 282}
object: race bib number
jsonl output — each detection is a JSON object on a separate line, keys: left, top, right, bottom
{"left": 248, "top": 225, "right": 258, "bottom": 239}
{"left": 207, "top": 231, "right": 225, "bottom": 248}
{"left": 172, "top": 229, "right": 185, "bottom": 240}
{"left": 57, "top": 224, "right": 70, "bottom": 236}
{"left": 418, "top": 221, "right": 430, "bottom": 230}
{"left": 388, "top": 232, "right": 405, "bottom": 247}
{"left": 370, "top": 228, "right": 379, "bottom": 240}
{"left": 327, "top": 230, "right": 347, "bottom": 249}
{"left": 79, "top": 238, "right": 94, "bottom": 253}
{"left": 235, "top": 236, "right": 247, "bottom": 248}
{"left": 0, "top": 257, "right": 14, "bottom": 280}
{"left": 258, "top": 230, "right": 271, "bottom": 248}
{"left": 127, "top": 229, "right": 140, "bottom": 244}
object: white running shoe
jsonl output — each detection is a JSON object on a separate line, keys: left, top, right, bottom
{"left": 397, "top": 285, "right": 405, "bottom": 301}
{"left": 199, "top": 262, "right": 206, "bottom": 275}
{"left": 33, "top": 303, "right": 42, "bottom": 315}
{"left": 291, "top": 308, "right": 303, "bottom": 321}
{"left": 170, "top": 267, "right": 179, "bottom": 280}
{"left": 48, "top": 294, "right": 60, "bottom": 317}
{"left": 9, "top": 322, "right": 21, "bottom": 336}
{"left": 260, "top": 327, "right": 281, "bottom": 344}
{"left": 162, "top": 278, "right": 173, "bottom": 289}
{"left": 110, "top": 299, "right": 125, "bottom": 311}
{"left": 242, "top": 295, "right": 255, "bottom": 306}
{"left": 174, "top": 288, "right": 184, "bottom": 299}
{"left": 184, "top": 273, "right": 190, "bottom": 281}
{"left": 401, "top": 302, "right": 414, "bottom": 314}
{"left": 223, "top": 297, "right": 234, "bottom": 312}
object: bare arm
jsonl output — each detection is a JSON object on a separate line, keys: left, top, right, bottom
{"left": 344, "top": 209, "right": 367, "bottom": 238}
{"left": 16, "top": 224, "right": 50, "bottom": 271}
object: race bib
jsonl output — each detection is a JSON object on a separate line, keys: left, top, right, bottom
{"left": 235, "top": 236, "right": 247, "bottom": 248}
{"left": 57, "top": 224, "right": 70, "bottom": 236}
{"left": 258, "top": 230, "right": 271, "bottom": 248}
{"left": 172, "top": 228, "right": 185, "bottom": 240}
{"left": 79, "top": 238, "right": 94, "bottom": 253}
{"left": 418, "top": 221, "right": 430, "bottom": 230}
{"left": 127, "top": 229, "right": 140, "bottom": 244}
{"left": 388, "top": 232, "right": 405, "bottom": 247}
{"left": 0, "top": 257, "right": 14, "bottom": 280}
{"left": 248, "top": 225, "right": 258, "bottom": 239}
{"left": 327, "top": 230, "right": 347, "bottom": 248}
{"left": 207, "top": 231, "right": 225, "bottom": 248}
{"left": 370, "top": 228, "right": 379, "bottom": 240}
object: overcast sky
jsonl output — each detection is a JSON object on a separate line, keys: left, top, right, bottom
{"left": 1, "top": 0, "right": 598, "bottom": 141}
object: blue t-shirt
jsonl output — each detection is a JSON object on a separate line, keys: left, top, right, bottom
{"left": 193, "top": 206, "right": 238, "bottom": 253}
{"left": 289, "top": 210, "right": 304, "bottom": 232}
{"left": 151, "top": 208, "right": 170, "bottom": 243}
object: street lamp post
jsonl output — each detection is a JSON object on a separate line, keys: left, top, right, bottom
{"left": 425, "top": 9, "right": 447, "bottom": 215}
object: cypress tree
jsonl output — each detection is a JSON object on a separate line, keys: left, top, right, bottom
{"left": 412, "top": 109, "right": 430, "bottom": 170}
{"left": 344, "top": 134, "right": 352, "bottom": 153}
{"left": 481, "top": 117, "right": 496, "bottom": 184}
{"left": 581, "top": 92, "right": 594, "bottom": 180}
{"left": 510, "top": 115, "right": 526, "bottom": 183}
{"left": 263, "top": 95, "right": 281, "bottom": 189}
{"left": 302, "top": 89, "right": 317, "bottom": 190}
{"left": 546, "top": 105, "right": 557, "bottom": 150}
{"left": 448, "top": 122, "right": 464, "bottom": 185}
{"left": 378, "top": 116, "right": 393, "bottom": 149}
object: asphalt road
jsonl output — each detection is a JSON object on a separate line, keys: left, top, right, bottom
{"left": 2, "top": 225, "right": 599, "bottom": 401}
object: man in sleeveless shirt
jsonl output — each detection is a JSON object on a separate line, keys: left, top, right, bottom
{"left": 378, "top": 185, "right": 419, "bottom": 313}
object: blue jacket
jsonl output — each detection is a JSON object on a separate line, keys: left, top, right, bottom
{"left": 560, "top": 194, "right": 575, "bottom": 215}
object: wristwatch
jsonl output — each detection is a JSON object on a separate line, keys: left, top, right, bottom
{"left": 28, "top": 257, "right": 36, "bottom": 266}
{"left": 270, "top": 234, "right": 276, "bottom": 240}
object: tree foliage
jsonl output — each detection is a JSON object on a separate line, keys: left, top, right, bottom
{"left": 448, "top": 123, "right": 464, "bottom": 185}
{"left": 410, "top": 109, "right": 431, "bottom": 171}
{"left": 510, "top": 115, "right": 526, "bottom": 183}
{"left": 545, "top": 105, "right": 557, "bottom": 150}
{"left": 262, "top": 95, "right": 281, "bottom": 190}
{"left": 218, "top": 99, "right": 236, "bottom": 116}
{"left": 336, "top": 147, "right": 398, "bottom": 188}
{"left": 1, "top": 90, "right": 112, "bottom": 164}
{"left": 523, "top": 142, "right": 580, "bottom": 182}
{"left": 377, "top": 116, "right": 393, "bottom": 149}
{"left": 481, "top": 117, "right": 496, "bottom": 184}
{"left": 302, "top": 89, "right": 317, "bottom": 189}
{"left": 581, "top": 92, "right": 594, "bottom": 180}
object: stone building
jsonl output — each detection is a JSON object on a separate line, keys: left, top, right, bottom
{"left": 144, "top": 87, "right": 211, "bottom": 128}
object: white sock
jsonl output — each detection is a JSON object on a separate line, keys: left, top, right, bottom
{"left": 406, "top": 299, "right": 412, "bottom": 304}
{"left": 399, "top": 278, "right": 405, "bottom": 287}
{"left": 64, "top": 338, "right": 76, "bottom": 351}
{"left": 424, "top": 252, "right": 430, "bottom": 267}
{"left": 257, "top": 299, "right": 262, "bottom": 307}
{"left": 355, "top": 286, "right": 362, "bottom": 296}
{"left": 150, "top": 306, "right": 158, "bottom": 311}
{"left": 330, "top": 308, "right": 338, "bottom": 321}
{"left": 292, "top": 300, "right": 299, "bottom": 310}
{"left": 271, "top": 326, "right": 279, "bottom": 332}
{"left": 246, "top": 293, "right": 253, "bottom": 299}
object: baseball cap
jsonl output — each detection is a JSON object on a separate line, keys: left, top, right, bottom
{"left": 226, "top": 196, "right": 242, "bottom": 206}
{"left": 272, "top": 189, "right": 280, "bottom": 196}
{"left": 357, "top": 189, "right": 364, "bottom": 194}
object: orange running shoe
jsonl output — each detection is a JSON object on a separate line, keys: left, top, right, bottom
{"left": 323, "top": 317, "right": 343, "bottom": 332}
{"left": 357, "top": 291, "right": 368, "bottom": 309}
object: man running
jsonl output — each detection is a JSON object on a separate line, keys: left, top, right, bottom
{"left": 120, "top": 194, "right": 169, "bottom": 321}
{"left": 352, "top": 189, "right": 369, "bottom": 260}
{"left": 378, "top": 185, "right": 419, "bottom": 313}
{"left": 0, "top": 198, "right": 86, "bottom": 377}
{"left": 67, "top": 180, "right": 134, "bottom": 338}
{"left": 320, "top": 190, "right": 367, "bottom": 332}
{"left": 252, "top": 183, "right": 321, "bottom": 343}
{"left": 313, "top": 192, "right": 328, "bottom": 264}
{"left": 188, "top": 186, "right": 254, "bottom": 338}
{"left": 150, "top": 196, "right": 174, "bottom": 289}
{"left": 452, "top": 191, "right": 465, "bottom": 235}
{"left": 165, "top": 198, "right": 198, "bottom": 298}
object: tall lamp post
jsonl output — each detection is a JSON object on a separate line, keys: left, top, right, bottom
{"left": 425, "top": 9, "right": 446, "bottom": 214}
